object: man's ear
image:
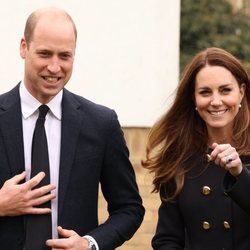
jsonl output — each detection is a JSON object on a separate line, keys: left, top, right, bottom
{"left": 20, "top": 38, "right": 27, "bottom": 59}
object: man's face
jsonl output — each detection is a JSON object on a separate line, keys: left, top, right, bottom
{"left": 20, "top": 16, "right": 76, "bottom": 103}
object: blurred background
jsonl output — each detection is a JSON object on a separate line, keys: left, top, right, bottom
{"left": 180, "top": 0, "right": 250, "bottom": 74}
{"left": 1, "top": 0, "right": 250, "bottom": 249}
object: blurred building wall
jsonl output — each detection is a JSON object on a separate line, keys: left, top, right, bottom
{"left": 0, "top": 0, "right": 180, "bottom": 127}
{"left": 98, "top": 127, "right": 159, "bottom": 250}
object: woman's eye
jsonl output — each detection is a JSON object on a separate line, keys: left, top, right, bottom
{"left": 220, "top": 88, "right": 232, "bottom": 94}
{"left": 199, "top": 90, "right": 210, "bottom": 96}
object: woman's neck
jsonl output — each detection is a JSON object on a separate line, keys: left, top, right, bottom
{"left": 207, "top": 127, "right": 233, "bottom": 147}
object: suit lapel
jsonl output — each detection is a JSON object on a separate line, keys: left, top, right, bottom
{"left": 0, "top": 85, "right": 25, "bottom": 176}
{"left": 58, "top": 89, "right": 82, "bottom": 218}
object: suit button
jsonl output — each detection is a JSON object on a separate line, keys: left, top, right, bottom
{"left": 202, "top": 186, "right": 211, "bottom": 195}
{"left": 202, "top": 221, "right": 211, "bottom": 230}
{"left": 223, "top": 221, "right": 231, "bottom": 230}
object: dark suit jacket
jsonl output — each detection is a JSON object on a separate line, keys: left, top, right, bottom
{"left": 0, "top": 84, "right": 144, "bottom": 250}
{"left": 152, "top": 155, "right": 250, "bottom": 250}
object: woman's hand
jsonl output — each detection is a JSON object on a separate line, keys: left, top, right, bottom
{"left": 209, "top": 142, "right": 243, "bottom": 177}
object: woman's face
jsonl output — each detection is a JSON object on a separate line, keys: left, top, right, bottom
{"left": 194, "top": 65, "right": 245, "bottom": 133}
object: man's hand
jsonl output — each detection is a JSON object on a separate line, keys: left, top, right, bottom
{"left": 46, "top": 226, "right": 89, "bottom": 250}
{"left": 0, "top": 171, "right": 56, "bottom": 216}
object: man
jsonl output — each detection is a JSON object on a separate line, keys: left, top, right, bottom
{"left": 0, "top": 7, "right": 144, "bottom": 250}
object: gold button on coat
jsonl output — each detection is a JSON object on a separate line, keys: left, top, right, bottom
{"left": 202, "top": 186, "right": 211, "bottom": 195}
{"left": 202, "top": 221, "right": 210, "bottom": 230}
{"left": 223, "top": 221, "right": 231, "bottom": 230}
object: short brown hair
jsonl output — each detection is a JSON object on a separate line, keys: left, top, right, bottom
{"left": 24, "top": 7, "right": 77, "bottom": 47}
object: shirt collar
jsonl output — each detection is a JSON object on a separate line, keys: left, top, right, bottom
{"left": 19, "top": 81, "right": 62, "bottom": 120}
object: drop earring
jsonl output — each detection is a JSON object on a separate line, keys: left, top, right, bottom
{"left": 239, "top": 103, "right": 242, "bottom": 108}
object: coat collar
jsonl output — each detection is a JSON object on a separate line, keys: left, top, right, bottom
{"left": 58, "top": 88, "right": 82, "bottom": 218}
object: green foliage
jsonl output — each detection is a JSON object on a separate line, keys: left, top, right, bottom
{"left": 180, "top": 0, "right": 250, "bottom": 74}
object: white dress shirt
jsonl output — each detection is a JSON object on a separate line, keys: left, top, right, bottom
{"left": 20, "top": 82, "right": 62, "bottom": 239}
{"left": 20, "top": 82, "right": 99, "bottom": 249}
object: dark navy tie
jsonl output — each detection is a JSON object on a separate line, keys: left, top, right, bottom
{"left": 25, "top": 105, "right": 51, "bottom": 250}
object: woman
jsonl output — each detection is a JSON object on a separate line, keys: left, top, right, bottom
{"left": 143, "top": 47, "right": 250, "bottom": 249}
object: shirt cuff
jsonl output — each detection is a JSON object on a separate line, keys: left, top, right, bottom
{"left": 83, "top": 235, "right": 99, "bottom": 250}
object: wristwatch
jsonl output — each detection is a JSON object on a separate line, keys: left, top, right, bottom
{"left": 85, "top": 237, "right": 97, "bottom": 250}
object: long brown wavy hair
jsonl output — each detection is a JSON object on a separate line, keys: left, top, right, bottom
{"left": 142, "top": 47, "right": 250, "bottom": 201}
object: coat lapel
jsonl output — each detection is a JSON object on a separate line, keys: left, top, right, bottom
{"left": 0, "top": 85, "right": 25, "bottom": 176}
{"left": 58, "top": 89, "right": 82, "bottom": 218}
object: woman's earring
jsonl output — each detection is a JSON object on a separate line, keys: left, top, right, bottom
{"left": 239, "top": 103, "right": 242, "bottom": 108}
{"left": 195, "top": 107, "right": 198, "bottom": 111}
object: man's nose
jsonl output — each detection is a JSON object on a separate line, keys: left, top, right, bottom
{"left": 47, "top": 57, "right": 61, "bottom": 73}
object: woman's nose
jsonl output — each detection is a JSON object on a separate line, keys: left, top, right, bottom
{"left": 210, "top": 95, "right": 223, "bottom": 106}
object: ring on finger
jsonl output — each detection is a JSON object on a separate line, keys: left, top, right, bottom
{"left": 226, "top": 155, "right": 233, "bottom": 163}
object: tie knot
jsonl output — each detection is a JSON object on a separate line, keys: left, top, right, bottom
{"left": 38, "top": 105, "right": 49, "bottom": 119}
